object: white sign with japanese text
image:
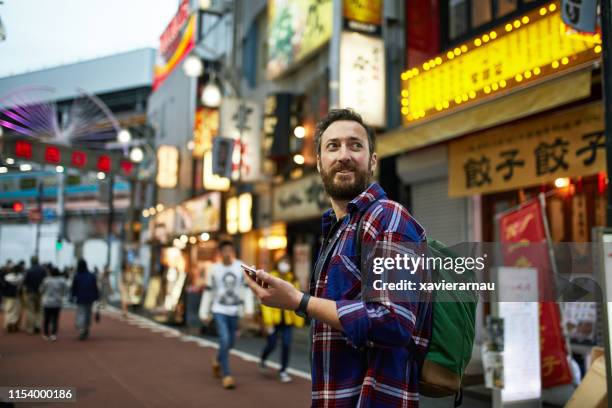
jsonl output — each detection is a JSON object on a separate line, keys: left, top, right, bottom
{"left": 339, "top": 31, "right": 386, "bottom": 128}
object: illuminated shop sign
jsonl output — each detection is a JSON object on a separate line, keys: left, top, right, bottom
{"left": 156, "top": 145, "right": 179, "bottom": 188}
{"left": 400, "top": 2, "right": 601, "bottom": 124}
{"left": 226, "top": 193, "right": 253, "bottom": 235}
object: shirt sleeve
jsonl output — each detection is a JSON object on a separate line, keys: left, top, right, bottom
{"left": 205, "top": 266, "right": 215, "bottom": 290}
{"left": 336, "top": 204, "right": 431, "bottom": 349}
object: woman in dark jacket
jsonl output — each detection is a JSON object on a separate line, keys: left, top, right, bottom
{"left": 71, "top": 259, "right": 99, "bottom": 340}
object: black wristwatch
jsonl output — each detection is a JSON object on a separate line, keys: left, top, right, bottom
{"left": 295, "top": 292, "right": 311, "bottom": 318}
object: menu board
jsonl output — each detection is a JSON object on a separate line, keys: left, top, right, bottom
{"left": 496, "top": 267, "right": 541, "bottom": 403}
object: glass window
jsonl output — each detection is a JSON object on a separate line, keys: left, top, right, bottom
{"left": 496, "top": 0, "right": 517, "bottom": 17}
{"left": 449, "top": 0, "right": 469, "bottom": 40}
{"left": 472, "top": 0, "right": 493, "bottom": 28}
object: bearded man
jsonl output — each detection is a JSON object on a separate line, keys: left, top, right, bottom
{"left": 245, "top": 108, "right": 432, "bottom": 407}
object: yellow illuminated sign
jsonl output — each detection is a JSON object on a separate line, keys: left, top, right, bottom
{"left": 401, "top": 2, "right": 601, "bottom": 124}
{"left": 226, "top": 193, "right": 253, "bottom": 235}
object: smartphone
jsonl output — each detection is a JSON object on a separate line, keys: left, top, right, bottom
{"left": 241, "top": 264, "right": 258, "bottom": 280}
{"left": 241, "top": 264, "right": 269, "bottom": 288}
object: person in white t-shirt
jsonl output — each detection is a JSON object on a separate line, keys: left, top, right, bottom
{"left": 206, "top": 240, "right": 246, "bottom": 389}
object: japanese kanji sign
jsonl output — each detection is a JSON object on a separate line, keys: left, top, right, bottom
{"left": 219, "top": 97, "right": 262, "bottom": 182}
{"left": 449, "top": 103, "right": 604, "bottom": 197}
{"left": 339, "top": 32, "right": 386, "bottom": 127}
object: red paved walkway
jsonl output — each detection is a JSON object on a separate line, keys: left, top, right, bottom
{"left": 0, "top": 308, "right": 311, "bottom": 407}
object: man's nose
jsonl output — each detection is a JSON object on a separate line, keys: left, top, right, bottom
{"left": 337, "top": 145, "right": 352, "bottom": 162}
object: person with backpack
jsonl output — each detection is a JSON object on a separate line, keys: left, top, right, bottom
{"left": 244, "top": 109, "right": 433, "bottom": 407}
{"left": 71, "top": 259, "right": 99, "bottom": 340}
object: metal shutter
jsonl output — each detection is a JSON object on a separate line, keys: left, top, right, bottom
{"left": 411, "top": 178, "right": 467, "bottom": 246}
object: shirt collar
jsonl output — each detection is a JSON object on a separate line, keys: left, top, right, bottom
{"left": 322, "top": 182, "right": 387, "bottom": 224}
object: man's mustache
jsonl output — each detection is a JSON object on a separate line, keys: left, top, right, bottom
{"left": 331, "top": 163, "right": 357, "bottom": 174}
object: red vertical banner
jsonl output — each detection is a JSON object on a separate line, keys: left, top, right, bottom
{"left": 498, "top": 199, "right": 572, "bottom": 388}
{"left": 406, "top": 0, "right": 440, "bottom": 68}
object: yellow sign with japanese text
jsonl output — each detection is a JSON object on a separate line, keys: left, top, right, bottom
{"left": 343, "top": 0, "right": 382, "bottom": 25}
{"left": 449, "top": 103, "right": 605, "bottom": 197}
{"left": 401, "top": 3, "right": 601, "bottom": 124}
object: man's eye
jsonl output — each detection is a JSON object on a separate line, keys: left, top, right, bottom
{"left": 327, "top": 143, "right": 339, "bottom": 150}
{"left": 352, "top": 142, "right": 363, "bottom": 149}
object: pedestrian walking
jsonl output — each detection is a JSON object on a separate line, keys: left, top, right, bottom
{"left": 259, "top": 255, "right": 304, "bottom": 383}
{"left": 1, "top": 261, "right": 24, "bottom": 333}
{"left": 71, "top": 259, "right": 99, "bottom": 340}
{"left": 40, "top": 266, "right": 68, "bottom": 341}
{"left": 205, "top": 240, "right": 247, "bottom": 389}
{"left": 22, "top": 256, "right": 46, "bottom": 334}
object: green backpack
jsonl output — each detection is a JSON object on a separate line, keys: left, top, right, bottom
{"left": 420, "top": 239, "right": 478, "bottom": 397}
{"left": 356, "top": 215, "right": 477, "bottom": 397}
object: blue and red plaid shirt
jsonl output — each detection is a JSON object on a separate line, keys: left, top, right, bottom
{"left": 310, "top": 182, "right": 432, "bottom": 408}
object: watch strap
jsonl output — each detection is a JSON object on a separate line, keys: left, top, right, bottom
{"left": 295, "top": 292, "right": 311, "bottom": 318}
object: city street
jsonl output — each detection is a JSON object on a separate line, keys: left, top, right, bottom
{"left": 0, "top": 1, "right": 608, "bottom": 405}
{"left": 0, "top": 307, "right": 311, "bottom": 407}
{"left": 0, "top": 307, "right": 499, "bottom": 408}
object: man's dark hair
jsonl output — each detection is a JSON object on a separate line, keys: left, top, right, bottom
{"left": 218, "top": 240, "right": 234, "bottom": 250}
{"left": 314, "top": 108, "right": 376, "bottom": 157}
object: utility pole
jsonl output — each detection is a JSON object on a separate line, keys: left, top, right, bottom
{"left": 106, "top": 174, "right": 115, "bottom": 270}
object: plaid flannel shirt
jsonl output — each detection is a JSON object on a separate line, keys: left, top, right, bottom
{"left": 310, "top": 182, "right": 432, "bottom": 408}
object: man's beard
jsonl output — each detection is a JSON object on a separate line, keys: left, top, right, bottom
{"left": 320, "top": 161, "right": 371, "bottom": 201}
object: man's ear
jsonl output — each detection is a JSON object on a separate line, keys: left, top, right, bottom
{"left": 370, "top": 153, "right": 378, "bottom": 175}
{"left": 316, "top": 156, "right": 321, "bottom": 173}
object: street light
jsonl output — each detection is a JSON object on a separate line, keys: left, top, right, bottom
{"left": 183, "top": 55, "right": 204, "bottom": 77}
{"left": 129, "top": 146, "right": 144, "bottom": 163}
{"left": 293, "top": 154, "right": 305, "bottom": 165}
{"left": 117, "top": 128, "right": 131, "bottom": 144}
{"left": 20, "top": 163, "right": 32, "bottom": 171}
{"left": 294, "top": 126, "right": 306, "bottom": 138}
{"left": 97, "top": 172, "right": 106, "bottom": 180}
{"left": 55, "top": 165, "right": 64, "bottom": 173}
{"left": 201, "top": 81, "right": 222, "bottom": 108}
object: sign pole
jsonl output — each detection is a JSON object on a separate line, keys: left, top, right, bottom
{"left": 34, "top": 180, "right": 43, "bottom": 259}
{"left": 106, "top": 174, "right": 114, "bottom": 270}
{"left": 603, "top": 0, "right": 612, "bottom": 227}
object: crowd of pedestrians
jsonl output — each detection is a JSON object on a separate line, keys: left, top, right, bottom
{"left": 0, "top": 256, "right": 102, "bottom": 340}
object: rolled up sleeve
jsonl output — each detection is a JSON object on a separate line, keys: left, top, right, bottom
{"left": 336, "top": 299, "right": 418, "bottom": 348}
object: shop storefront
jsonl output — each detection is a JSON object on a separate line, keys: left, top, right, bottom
{"left": 144, "top": 191, "right": 223, "bottom": 325}
{"left": 379, "top": 3, "right": 605, "bottom": 403}
{"left": 272, "top": 173, "right": 329, "bottom": 290}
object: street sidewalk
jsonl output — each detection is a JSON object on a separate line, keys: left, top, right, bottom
{"left": 0, "top": 307, "right": 311, "bottom": 408}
